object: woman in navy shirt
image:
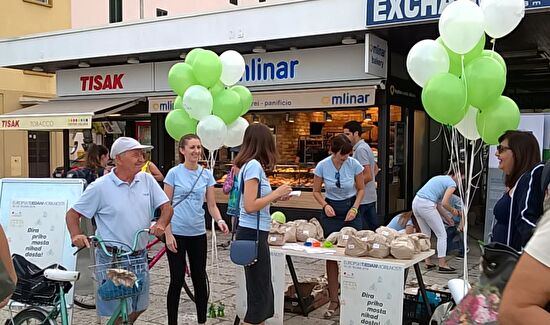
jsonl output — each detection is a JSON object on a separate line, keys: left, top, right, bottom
{"left": 491, "top": 130, "right": 544, "bottom": 251}
{"left": 313, "top": 134, "right": 365, "bottom": 318}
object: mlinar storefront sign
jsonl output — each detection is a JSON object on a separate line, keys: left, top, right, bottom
{"left": 367, "top": 0, "right": 550, "bottom": 27}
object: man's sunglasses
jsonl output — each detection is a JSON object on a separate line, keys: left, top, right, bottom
{"left": 496, "top": 145, "right": 511, "bottom": 154}
{"left": 335, "top": 171, "right": 341, "bottom": 188}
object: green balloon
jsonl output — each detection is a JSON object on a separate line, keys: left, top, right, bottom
{"left": 481, "top": 50, "right": 507, "bottom": 75}
{"left": 209, "top": 81, "right": 225, "bottom": 97}
{"left": 184, "top": 48, "right": 204, "bottom": 66}
{"left": 476, "top": 96, "right": 520, "bottom": 145}
{"left": 437, "top": 34, "right": 485, "bottom": 77}
{"left": 465, "top": 56, "right": 506, "bottom": 109}
{"left": 231, "top": 85, "right": 253, "bottom": 115}
{"left": 191, "top": 50, "right": 222, "bottom": 88}
{"left": 212, "top": 89, "right": 242, "bottom": 125}
{"left": 173, "top": 95, "right": 183, "bottom": 110}
{"left": 165, "top": 109, "right": 197, "bottom": 141}
{"left": 421, "top": 73, "right": 467, "bottom": 126}
{"left": 167, "top": 63, "right": 197, "bottom": 96}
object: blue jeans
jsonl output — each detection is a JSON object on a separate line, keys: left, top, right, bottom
{"left": 359, "top": 202, "right": 379, "bottom": 231}
{"left": 446, "top": 226, "right": 464, "bottom": 255}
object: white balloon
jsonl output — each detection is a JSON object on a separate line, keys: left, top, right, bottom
{"left": 224, "top": 117, "right": 249, "bottom": 148}
{"left": 480, "top": 0, "right": 525, "bottom": 39}
{"left": 439, "top": 0, "right": 485, "bottom": 54}
{"left": 455, "top": 106, "right": 481, "bottom": 140}
{"left": 183, "top": 85, "right": 213, "bottom": 121}
{"left": 406, "top": 40, "right": 450, "bottom": 87}
{"left": 197, "top": 115, "right": 227, "bottom": 151}
{"left": 220, "top": 50, "right": 246, "bottom": 86}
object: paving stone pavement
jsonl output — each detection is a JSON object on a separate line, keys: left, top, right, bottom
{"left": 0, "top": 232, "right": 481, "bottom": 324}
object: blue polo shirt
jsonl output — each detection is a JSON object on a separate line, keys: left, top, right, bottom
{"left": 72, "top": 169, "right": 169, "bottom": 250}
{"left": 314, "top": 156, "right": 364, "bottom": 201}
{"left": 164, "top": 164, "right": 216, "bottom": 236}
{"left": 238, "top": 160, "right": 273, "bottom": 232}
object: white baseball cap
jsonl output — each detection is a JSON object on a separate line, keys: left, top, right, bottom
{"left": 110, "top": 137, "right": 153, "bottom": 158}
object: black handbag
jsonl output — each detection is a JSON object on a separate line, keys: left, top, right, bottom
{"left": 480, "top": 242, "right": 520, "bottom": 293}
{"left": 230, "top": 163, "right": 262, "bottom": 266}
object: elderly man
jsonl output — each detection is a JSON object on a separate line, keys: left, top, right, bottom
{"left": 66, "top": 137, "right": 172, "bottom": 323}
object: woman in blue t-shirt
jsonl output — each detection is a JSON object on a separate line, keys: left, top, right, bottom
{"left": 163, "top": 134, "right": 230, "bottom": 325}
{"left": 313, "top": 134, "right": 365, "bottom": 318}
{"left": 233, "top": 124, "right": 292, "bottom": 325}
{"left": 412, "top": 170, "right": 461, "bottom": 273}
{"left": 387, "top": 211, "right": 416, "bottom": 234}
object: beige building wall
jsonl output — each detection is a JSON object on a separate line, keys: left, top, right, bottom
{"left": 0, "top": 0, "right": 71, "bottom": 178}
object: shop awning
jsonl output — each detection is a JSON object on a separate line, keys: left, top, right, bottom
{"left": 0, "top": 97, "right": 142, "bottom": 130}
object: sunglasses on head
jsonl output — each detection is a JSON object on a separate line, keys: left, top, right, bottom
{"left": 335, "top": 171, "right": 341, "bottom": 188}
{"left": 496, "top": 145, "right": 511, "bottom": 154}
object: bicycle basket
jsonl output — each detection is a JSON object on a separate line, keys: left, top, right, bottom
{"left": 91, "top": 257, "right": 149, "bottom": 301}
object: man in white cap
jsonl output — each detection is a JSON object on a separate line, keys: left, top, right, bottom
{"left": 66, "top": 137, "right": 172, "bottom": 322}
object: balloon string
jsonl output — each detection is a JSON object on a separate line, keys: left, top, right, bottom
{"left": 491, "top": 38, "right": 496, "bottom": 52}
{"left": 461, "top": 55, "right": 468, "bottom": 110}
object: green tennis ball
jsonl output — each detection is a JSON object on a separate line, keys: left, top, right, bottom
{"left": 322, "top": 241, "right": 334, "bottom": 248}
{"left": 271, "top": 211, "right": 286, "bottom": 224}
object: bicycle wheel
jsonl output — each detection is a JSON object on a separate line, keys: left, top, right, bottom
{"left": 182, "top": 270, "right": 210, "bottom": 302}
{"left": 73, "top": 293, "right": 96, "bottom": 309}
{"left": 74, "top": 244, "right": 96, "bottom": 309}
{"left": 6, "top": 309, "right": 55, "bottom": 325}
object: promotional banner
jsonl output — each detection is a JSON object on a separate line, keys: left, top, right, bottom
{"left": 7, "top": 199, "right": 67, "bottom": 267}
{"left": 341, "top": 259, "right": 405, "bottom": 324}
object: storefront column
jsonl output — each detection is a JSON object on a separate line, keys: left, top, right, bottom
{"left": 63, "top": 129, "right": 70, "bottom": 172}
{"left": 377, "top": 92, "right": 390, "bottom": 221}
{"left": 151, "top": 113, "right": 174, "bottom": 175}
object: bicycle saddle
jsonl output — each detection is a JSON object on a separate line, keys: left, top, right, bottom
{"left": 44, "top": 269, "right": 80, "bottom": 282}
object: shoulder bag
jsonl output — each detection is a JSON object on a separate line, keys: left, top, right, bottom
{"left": 0, "top": 258, "right": 15, "bottom": 302}
{"left": 230, "top": 163, "right": 262, "bottom": 266}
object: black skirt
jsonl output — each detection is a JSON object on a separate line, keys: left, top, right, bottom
{"left": 321, "top": 196, "right": 362, "bottom": 236}
{"left": 236, "top": 226, "right": 274, "bottom": 324}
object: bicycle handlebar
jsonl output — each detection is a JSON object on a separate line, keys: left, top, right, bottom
{"left": 73, "top": 229, "right": 150, "bottom": 258}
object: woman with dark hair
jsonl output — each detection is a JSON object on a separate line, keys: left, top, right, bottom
{"left": 491, "top": 130, "right": 544, "bottom": 251}
{"left": 313, "top": 134, "right": 365, "bottom": 318}
{"left": 66, "top": 143, "right": 110, "bottom": 185}
{"left": 233, "top": 123, "right": 292, "bottom": 325}
{"left": 412, "top": 169, "right": 462, "bottom": 273}
{"left": 163, "top": 134, "right": 229, "bottom": 325}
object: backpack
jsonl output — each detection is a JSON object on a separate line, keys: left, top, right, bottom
{"left": 65, "top": 166, "right": 104, "bottom": 186}
{"left": 226, "top": 171, "right": 240, "bottom": 217}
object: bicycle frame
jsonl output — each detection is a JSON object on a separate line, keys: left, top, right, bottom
{"left": 146, "top": 237, "right": 166, "bottom": 269}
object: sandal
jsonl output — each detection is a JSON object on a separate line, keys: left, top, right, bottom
{"left": 437, "top": 266, "right": 457, "bottom": 274}
{"left": 323, "top": 301, "right": 340, "bottom": 319}
{"left": 425, "top": 263, "right": 436, "bottom": 270}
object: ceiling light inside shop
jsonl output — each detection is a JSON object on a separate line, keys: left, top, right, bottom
{"left": 285, "top": 113, "right": 295, "bottom": 123}
{"left": 324, "top": 112, "right": 333, "bottom": 122}
{"left": 252, "top": 114, "right": 260, "bottom": 123}
{"left": 31, "top": 66, "right": 44, "bottom": 72}
{"left": 179, "top": 52, "right": 187, "bottom": 59}
{"left": 127, "top": 57, "right": 140, "bottom": 64}
{"left": 363, "top": 112, "right": 372, "bottom": 122}
{"left": 78, "top": 62, "right": 90, "bottom": 68}
{"left": 342, "top": 36, "right": 357, "bottom": 45}
{"left": 252, "top": 46, "right": 266, "bottom": 53}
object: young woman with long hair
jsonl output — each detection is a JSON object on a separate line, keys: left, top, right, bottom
{"left": 233, "top": 123, "right": 292, "bottom": 325}
{"left": 163, "top": 134, "right": 229, "bottom": 325}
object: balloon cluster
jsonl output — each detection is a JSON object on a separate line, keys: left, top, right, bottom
{"left": 165, "top": 49, "right": 252, "bottom": 150}
{"left": 407, "top": 0, "right": 525, "bottom": 144}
